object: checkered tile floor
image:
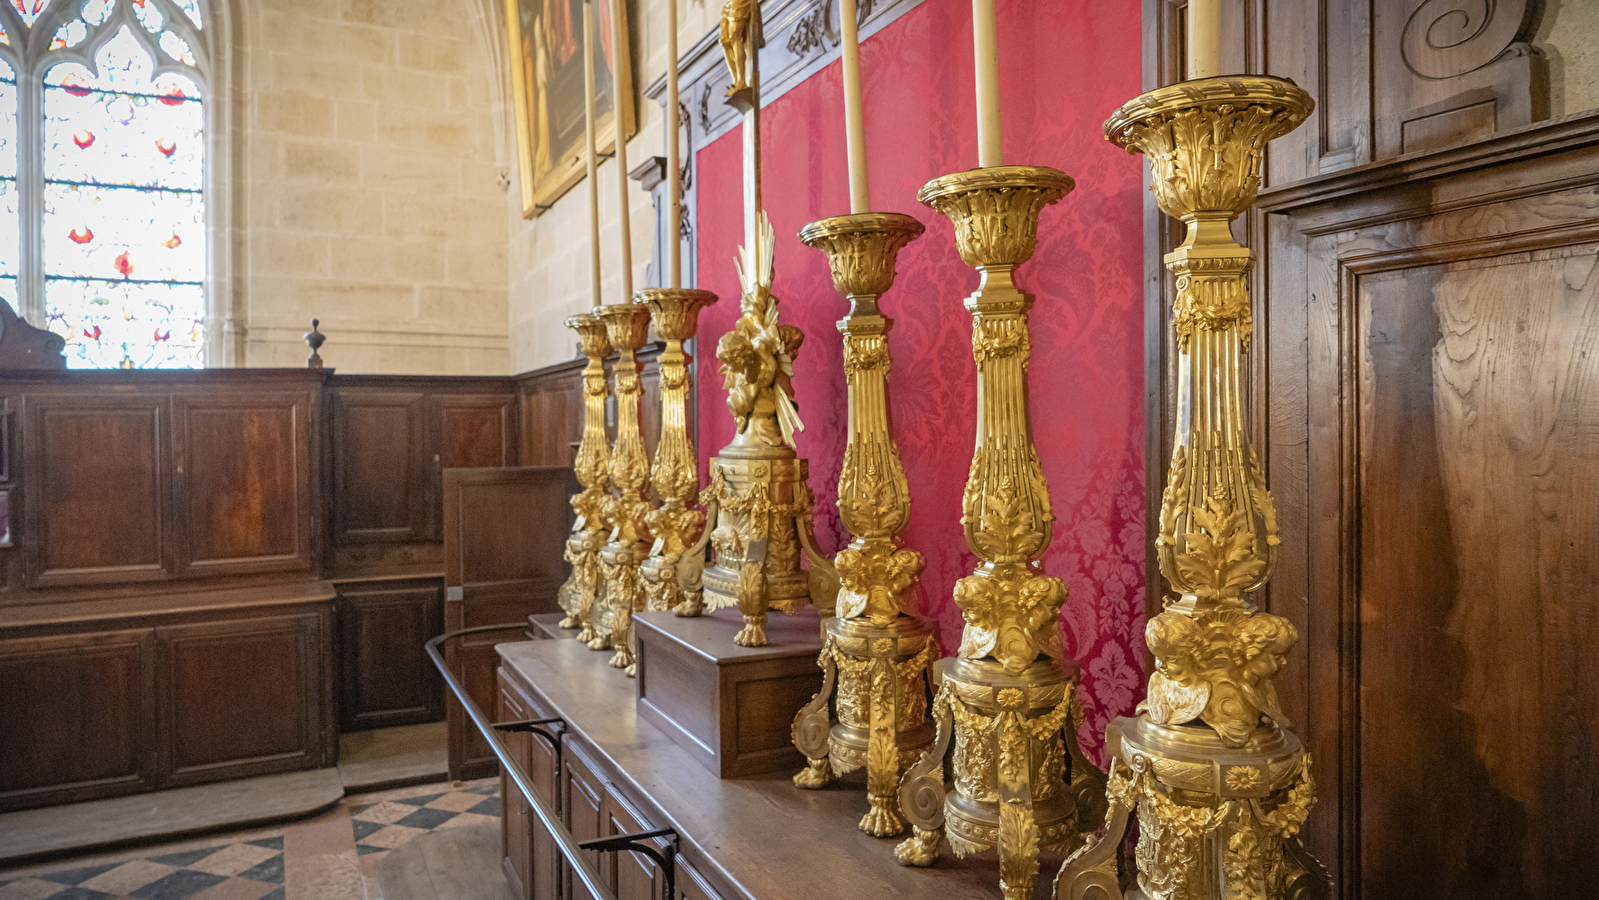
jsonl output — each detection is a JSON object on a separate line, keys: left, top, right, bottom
{"left": 0, "top": 780, "right": 500, "bottom": 900}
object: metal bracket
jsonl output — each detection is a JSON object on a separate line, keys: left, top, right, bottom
{"left": 491, "top": 717, "right": 568, "bottom": 781}
{"left": 579, "top": 828, "right": 679, "bottom": 900}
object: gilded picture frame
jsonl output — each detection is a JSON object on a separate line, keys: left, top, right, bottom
{"left": 505, "top": 0, "right": 638, "bottom": 217}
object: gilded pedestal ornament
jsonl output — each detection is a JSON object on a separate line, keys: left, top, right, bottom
{"left": 1053, "top": 76, "right": 1330, "bottom": 900}
{"left": 892, "top": 167, "right": 1105, "bottom": 900}
{"left": 588, "top": 303, "right": 655, "bottom": 676}
{"left": 637, "top": 288, "right": 719, "bottom": 619}
{"left": 687, "top": 215, "right": 839, "bottom": 647}
{"left": 788, "top": 213, "right": 937, "bottom": 838}
{"left": 558, "top": 313, "right": 613, "bottom": 644}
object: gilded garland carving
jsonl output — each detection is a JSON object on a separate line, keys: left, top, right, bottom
{"left": 558, "top": 314, "right": 613, "bottom": 643}
{"left": 1057, "top": 74, "right": 1326, "bottom": 900}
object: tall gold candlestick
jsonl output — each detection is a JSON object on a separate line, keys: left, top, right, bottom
{"left": 1054, "top": 76, "right": 1327, "bottom": 900}
{"left": 558, "top": 313, "right": 613, "bottom": 642}
{"left": 790, "top": 212, "right": 935, "bottom": 837}
{"left": 638, "top": 287, "right": 718, "bottom": 618}
{"left": 893, "top": 167, "right": 1104, "bottom": 900}
{"left": 588, "top": 303, "right": 654, "bottom": 675}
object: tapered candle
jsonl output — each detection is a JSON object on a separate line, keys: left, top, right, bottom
{"left": 583, "top": 0, "right": 601, "bottom": 308}
{"left": 840, "top": 0, "right": 869, "bottom": 213}
{"left": 972, "top": 0, "right": 1001, "bottom": 168}
{"left": 666, "top": 0, "right": 682, "bottom": 287}
{"left": 608, "top": 0, "right": 633, "bottom": 301}
{"left": 1187, "top": 0, "right": 1221, "bottom": 79}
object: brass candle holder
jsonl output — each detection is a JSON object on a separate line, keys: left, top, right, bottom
{"left": 558, "top": 313, "right": 613, "bottom": 643}
{"left": 588, "top": 303, "right": 654, "bottom": 675}
{"left": 789, "top": 212, "right": 937, "bottom": 838}
{"left": 1054, "top": 76, "right": 1328, "bottom": 900}
{"left": 893, "top": 167, "right": 1103, "bottom": 900}
{"left": 692, "top": 214, "right": 839, "bottom": 647}
{"left": 637, "top": 287, "right": 719, "bottom": 618}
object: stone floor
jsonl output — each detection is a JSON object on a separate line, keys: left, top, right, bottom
{"left": 0, "top": 779, "right": 508, "bottom": 900}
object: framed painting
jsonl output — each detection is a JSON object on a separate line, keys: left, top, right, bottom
{"left": 506, "top": 0, "right": 638, "bottom": 217}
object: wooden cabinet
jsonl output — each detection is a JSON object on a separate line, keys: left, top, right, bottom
{"left": 498, "top": 674, "right": 564, "bottom": 900}
{"left": 159, "top": 611, "right": 331, "bottom": 785}
{"left": 0, "top": 590, "right": 335, "bottom": 812}
{"left": 0, "top": 628, "right": 157, "bottom": 808}
{"left": 335, "top": 577, "right": 443, "bottom": 730}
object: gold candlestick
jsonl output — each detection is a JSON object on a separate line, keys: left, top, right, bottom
{"left": 1054, "top": 76, "right": 1327, "bottom": 900}
{"left": 789, "top": 212, "right": 937, "bottom": 838}
{"left": 638, "top": 287, "right": 719, "bottom": 618}
{"left": 892, "top": 167, "right": 1104, "bottom": 900}
{"left": 559, "top": 313, "right": 613, "bottom": 643}
{"left": 589, "top": 303, "right": 654, "bottom": 675}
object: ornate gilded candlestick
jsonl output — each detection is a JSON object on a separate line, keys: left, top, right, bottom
{"left": 892, "top": 167, "right": 1103, "bottom": 900}
{"left": 788, "top": 213, "right": 937, "bottom": 837}
{"left": 691, "top": 215, "right": 839, "bottom": 647}
{"left": 558, "top": 313, "right": 613, "bottom": 643}
{"left": 1053, "top": 77, "right": 1328, "bottom": 900}
{"left": 638, "top": 287, "right": 718, "bottom": 618}
{"left": 589, "top": 303, "right": 654, "bottom": 675}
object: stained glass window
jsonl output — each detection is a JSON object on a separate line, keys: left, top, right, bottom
{"left": 3, "top": 0, "right": 209, "bottom": 368}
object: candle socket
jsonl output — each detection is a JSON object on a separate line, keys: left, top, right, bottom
{"left": 589, "top": 303, "right": 655, "bottom": 676}
{"left": 1054, "top": 76, "right": 1327, "bottom": 900}
{"left": 789, "top": 212, "right": 938, "bottom": 838}
{"left": 558, "top": 313, "right": 614, "bottom": 644}
{"left": 892, "top": 166, "right": 1106, "bottom": 900}
{"left": 636, "top": 288, "right": 719, "bottom": 621}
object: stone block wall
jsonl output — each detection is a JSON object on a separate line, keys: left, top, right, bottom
{"left": 234, "top": 0, "right": 512, "bottom": 374}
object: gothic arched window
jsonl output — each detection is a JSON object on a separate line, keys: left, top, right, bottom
{"left": 1, "top": 0, "right": 210, "bottom": 368}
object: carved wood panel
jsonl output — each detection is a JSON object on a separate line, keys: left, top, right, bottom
{"left": 0, "top": 628, "right": 157, "bottom": 809}
{"left": 176, "top": 393, "right": 312, "bottom": 575}
{"left": 337, "top": 578, "right": 444, "bottom": 730}
{"left": 333, "top": 390, "right": 429, "bottom": 545}
{"left": 25, "top": 396, "right": 169, "bottom": 587}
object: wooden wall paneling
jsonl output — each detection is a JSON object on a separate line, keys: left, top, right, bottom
{"left": 427, "top": 391, "right": 518, "bottom": 539}
{"left": 0, "top": 627, "right": 157, "bottom": 810}
{"left": 442, "top": 466, "right": 579, "bottom": 781}
{"left": 23, "top": 393, "right": 171, "bottom": 588}
{"left": 336, "top": 577, "right": 444, "bottom": 730}
{"left": 333, "top": 389, "right": 429, "bottom": 545}
{"left": 175, "top": 391, "right": 314, "bottom": 577}
{"left": 518, "top": 358, "right": 584, "bottom": 468}
{"left": 157, "top": 609, "right": 332, "bottom": 786}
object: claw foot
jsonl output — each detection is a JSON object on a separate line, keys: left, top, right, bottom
{"left": 858, "top": 794, "right": 906, "bottom": 838}
{"left": 733, "top": 615, "right": 767, "bottom": 647}
{"left": 575, "top": 625, "right": 596, "bottom": 643}
{"left": 792, "top": 757, "right": 832, "bottom": 790}
{"left": 587, "top": 635, "right": 612, "bottom": 651}
{"left": 557, "top": 616, "right": 578, "bottom": 629}
{"left": 895, "top": 826, "right": 942, "bottom": 867}
{"left": 609, "top": 648, "right": 631, "bottom": 669}
{"left": 674, "top": 594, "right": 704, "bottom": 618}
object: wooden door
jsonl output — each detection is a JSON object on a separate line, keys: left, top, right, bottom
{"left": 442, "top": 466, "right": 577, "bottom": 781}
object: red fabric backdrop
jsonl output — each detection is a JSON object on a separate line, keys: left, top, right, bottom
{"left": 694, "top": 0, "right": 1145, "bottom": 760}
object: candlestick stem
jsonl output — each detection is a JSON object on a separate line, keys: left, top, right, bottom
{"left": 558, "top": 314, "right": 613, "bottom": 641}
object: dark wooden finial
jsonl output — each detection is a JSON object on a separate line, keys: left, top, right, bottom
{"left": 304, "top": 319, "right": 326, "bottom": 369}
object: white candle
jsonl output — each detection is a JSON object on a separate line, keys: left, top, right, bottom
{"left": 666, "top": 0, "right": 681, "bottom": 288}
{"left": 583, "top": 0, "right": 601, "bottom": 308}
{"left": 609, "top": 0, "right": 632, "bottom": 302}
{"left": 972, "top": 0, "right": 1001, "bottom": 168}
{"left": 840, "top": 0, "right": 869, "bottom": 213}
{"left": 1187, "top": 0, "right": 1221, "bottom": 79}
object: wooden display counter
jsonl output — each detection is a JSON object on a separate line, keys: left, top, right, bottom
{"left": 496, "top": 635, "right": 1042, "bottom": 900}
